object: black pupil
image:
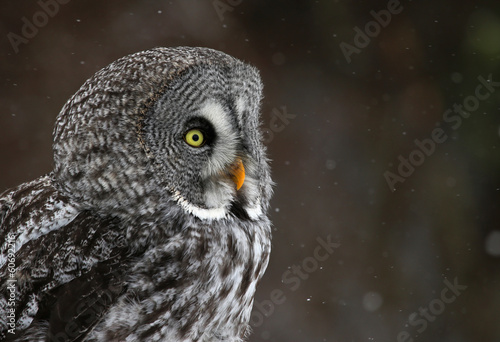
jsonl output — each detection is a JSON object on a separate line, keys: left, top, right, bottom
{"left": 192, "top": 134, "right": 199, "bottom": 142}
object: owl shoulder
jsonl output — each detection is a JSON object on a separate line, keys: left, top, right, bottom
{"left": 0, "top": 174, "right": 79, "bottom": 243}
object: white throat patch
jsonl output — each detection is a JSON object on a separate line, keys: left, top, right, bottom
{"left": 170, "top": 189, "right": 228, "bottom": 220}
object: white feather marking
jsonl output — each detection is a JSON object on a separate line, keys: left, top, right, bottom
{"left": 0, "top": 200, "right": 79, "bottom": 268}
{"left": 198, "top": 101, "right": 239, "bottom": 178}
{"left": 170, "top": 189, "right": 227, "bottom": 220}
{"left": 239, "top": 175, "right": 263, "bottom": 220}
{"left": 245, "top": 203, "right": 262, "bottom": 220}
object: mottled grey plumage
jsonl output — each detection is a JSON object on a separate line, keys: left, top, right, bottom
{"left": 0, "top": 47, "right": 272, "bottom": 341}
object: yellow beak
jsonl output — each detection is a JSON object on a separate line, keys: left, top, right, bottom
{"left": 230, "top": 158, "right": 245, "bottom": 191}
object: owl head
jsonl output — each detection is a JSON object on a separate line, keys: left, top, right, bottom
{"left": 52, "top": 47, "right": 272, "bottom": 222}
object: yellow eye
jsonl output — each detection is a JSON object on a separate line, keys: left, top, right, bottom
{"left": 184, "top": 129, "right": 205, "bottom": 147}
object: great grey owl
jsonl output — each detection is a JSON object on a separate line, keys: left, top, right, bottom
{"left": 0, "top": 47, "right": 272, "bottom": 341}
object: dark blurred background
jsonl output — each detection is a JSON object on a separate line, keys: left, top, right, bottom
{"left": 1, "top": 1, "right": 500, "bottom": 341}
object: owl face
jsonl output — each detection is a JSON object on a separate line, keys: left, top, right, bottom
{"left": 52, "top": 47, "right": 271, "bottom": 221}
{"left": 142, "top": 64, "right": 264, "bottom": 220}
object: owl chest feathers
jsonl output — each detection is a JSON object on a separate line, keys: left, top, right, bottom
{"left": 89, "top": 216, "right": 271, "bottom": 341}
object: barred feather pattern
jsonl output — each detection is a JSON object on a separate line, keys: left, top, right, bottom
{"left": 0, "top": 47, "right": 272, "bottom": 341}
